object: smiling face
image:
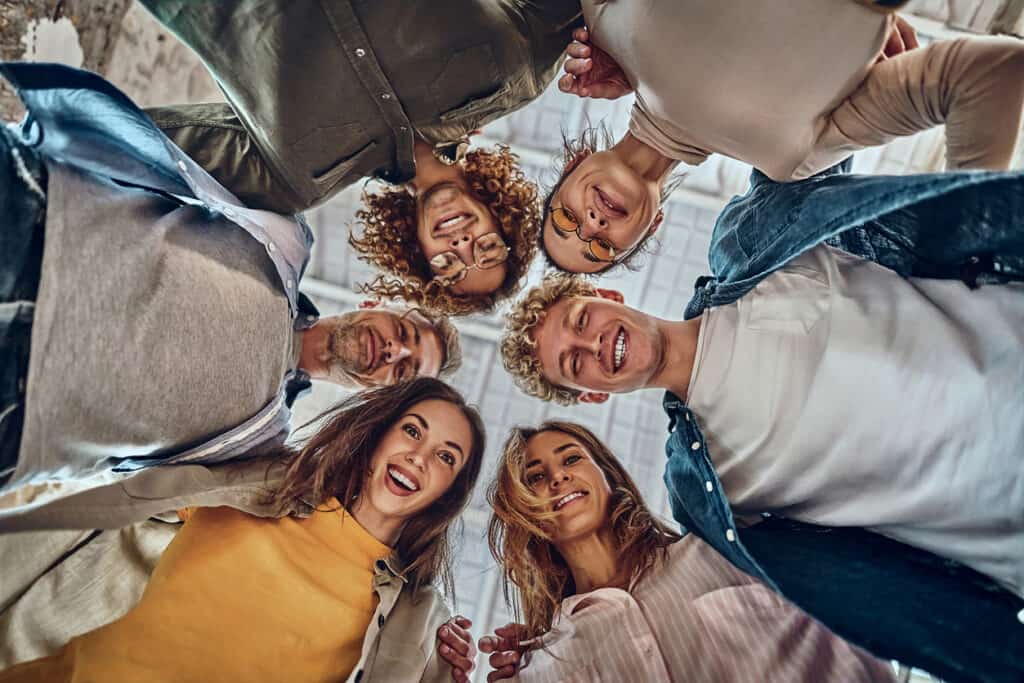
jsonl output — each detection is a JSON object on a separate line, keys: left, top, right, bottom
{"left": 358, "top": 399, "right": 474, "bottom": 530}
{"left": 523, "top": 430, "right": 612, "bottom": 544}
{"left": 323, "top": 309, "right": 444, "bottom": 387}
{"left": 416, "top": 182, "right": 509, "bottom": 296}
{"left": 531, "top": 293, "right": 665, "bottom": 400}
{"left": 542, "top": 152, "right": 663, "bottom": 274}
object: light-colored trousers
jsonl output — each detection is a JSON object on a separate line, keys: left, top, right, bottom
{"left": 803, "top": 36, "right": 1024, "bottom": 176}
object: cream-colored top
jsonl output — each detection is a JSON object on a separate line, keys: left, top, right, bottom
{"left": 515, "top": 537, "right": 893, "bottom": 682}
{"left": 687, "top": 245, "right": 1024, "bottom": 598}
{"left": 584, "top": 0, "right": 892, "bottom": 180}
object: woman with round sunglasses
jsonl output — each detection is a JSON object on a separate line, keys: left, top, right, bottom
{"left": 351, "top": 139, "right": 540, "bottom": 316}
{"left": 461, "top": 421, "right": 895, "bottom": 682}
{"left": 0, "top": 378, "right": 485, "bottom": 683}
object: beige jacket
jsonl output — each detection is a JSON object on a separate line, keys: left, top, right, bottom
{"left": 0, "top": 459, "right": 453, "bottom": 682}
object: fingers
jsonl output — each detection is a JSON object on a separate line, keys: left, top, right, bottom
{"left": 566, "top": 41, "right": 591, "bottom": 59}
{"left": 563, "top": 56, "right": 593, "bottom": 77}
{"left": 437, "top": 617, "right": 476, "bottom": 681}
{"left": 488, "top": 650, "right": 522, "bottom": 671}
{"left": 487, "top": 664, "right": 518, "bottom": 682}
{"left": 572, "top": 27, "right": 589, "bottom": 44}
{"left": 494, "top": 623, "right": 528, "bottom": 642}
{"left": 558, "top": 73, "right": 583, "bottom": 96}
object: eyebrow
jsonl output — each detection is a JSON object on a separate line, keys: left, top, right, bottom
{"left": 553, "top": 443, "right": 577, "bottom": 454}
{"left": 445, "top": 441, "right": 466, "bottom": 463}
{"left": 407, "top": 413, "right": 428, "bottom": 431}
{"left": 525, "top": 458, "right": 541, "bottom": 469}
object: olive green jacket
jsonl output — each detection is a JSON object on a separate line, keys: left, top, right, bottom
{"left": 0, "top": 459, "right": 455, "bottom": 682}
{"left": 141, "top": 0, "right": 583, "bottom": 213}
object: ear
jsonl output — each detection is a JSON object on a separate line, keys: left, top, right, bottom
{"left": 594, "top": 288, "right": 624, "bottom": 304}
{"left": 578, "top": 392, "right": 609, "bottom": 404}
{"left": 649, "top": 209, "right": 665, "bottom": 235}
{"left": 359, "top": 300, "right": 379, "bottom": 309}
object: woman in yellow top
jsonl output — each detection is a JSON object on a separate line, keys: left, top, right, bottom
{"left": 0, "top": 377, "right": 485, "bottom": 683}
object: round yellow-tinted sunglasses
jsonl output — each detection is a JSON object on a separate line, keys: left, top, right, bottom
{"left": 550, "top": 206, "right": 617, "bottom": 262}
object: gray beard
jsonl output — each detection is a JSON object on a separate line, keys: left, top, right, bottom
{"left": 326, "top": 322, "right": 372, "bottom": 376}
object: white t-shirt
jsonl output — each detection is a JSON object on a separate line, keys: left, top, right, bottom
{"left": 687, "top": 244, "right": 1024, "bottom": 597}
{"left": 583, "top": 0, "right": 891, "bottom": 180}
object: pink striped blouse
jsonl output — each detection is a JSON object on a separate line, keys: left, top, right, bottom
{"left": 514, "top": 535, "right": 895, "bottom": 682}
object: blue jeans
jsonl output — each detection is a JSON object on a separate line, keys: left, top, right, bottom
{"left": 0, "top": 124, "right": 46, "bottom": 484}
{"left": 741, "top": 518, "right": 1024, "bottom": 683}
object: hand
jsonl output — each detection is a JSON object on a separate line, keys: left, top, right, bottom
{"left": 557, "top": 27, "right": 632, "bottom": 100}
{"left": 437, "top": 616, "right": 477, "bottom": 683}
{"left": 876, "top": 15, "right": 919, "bottom": 62}
{"left": 478, "top": 623, "right": 529, "bottom": 682}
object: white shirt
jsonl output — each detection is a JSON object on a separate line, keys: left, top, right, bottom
{"left": 514, "top": 536, "right": 893, "bottom": 683}
{"left": 687, "top": 244, "right": 1024, "bottom": 597}
{"left": 583, "top": 0, "right": 891, "bottom": 180}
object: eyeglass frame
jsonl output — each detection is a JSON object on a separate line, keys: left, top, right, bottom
{"left": 547, "top": 205, "right": 619, "bottom": 263}
{"left": 428, "top": 233, "right": 511, "bottom": 285}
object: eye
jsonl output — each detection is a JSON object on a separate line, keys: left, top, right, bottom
{"left": 438, "top": 451, "right": 456, "bottom": 467}
{"left": 402, "top": 423, "right": 420, "bottom": 439}
{"left": 526, "top": 472, "right": 544, "bottom": 485}
{"left": 576, "top": 309, "right": 588, "bottom": 333}
{"left": 398, "top": 321, "right": 408, "bottom": 342}
{"left": 565, "top": 454, "right": 582, "bottom": 466}
{"left": 571, "top": 351, "right": 581, "bottom": 377}
{"left": 395, "top": 362, "right": 409, "bottom": 382}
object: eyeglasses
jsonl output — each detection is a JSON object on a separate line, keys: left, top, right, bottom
{"left": 429, "top": 232, "right": 511, "bottom": 284}
{"left": 549, "top": 206, "right": 617, "bottom": 262}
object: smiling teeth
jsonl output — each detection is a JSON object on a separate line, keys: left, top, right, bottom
{"left": 388, "top": 466, "right": 419, "bottom": 491}
{"left": 439, "top": 215, "right": 467, "bottom": 229}
{"left": 555, "top": 491, "right": 585, "bottom": 510}
{"left": 613, "top": 331, "right": 626, "bottom": 371}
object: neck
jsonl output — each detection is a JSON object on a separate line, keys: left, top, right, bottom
{"left": 610, "top": 132, "right": 679, "bottom": 187}
{"left": 349, "top": 497, "right": 403, "bottom": 546}
{"left": 297, "top": 324, "right": 330, "bottom": 379}
{"left": 556, "top": 528, "right": 623, "bottom": 594}
{"left": 650, "top": 315, "right": 703, "bottom": 400}
{"left": 410, "top": 140, "right": 463, "bottom": 194}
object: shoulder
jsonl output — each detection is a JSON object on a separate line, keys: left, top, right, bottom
{"left": 394, "top": 583, "right": 453, "bottom": 632}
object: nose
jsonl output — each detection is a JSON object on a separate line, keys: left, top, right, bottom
{"left": 580, "top": 207, "right": 608, "bottom": 238}
{"left": 383, "top": 339, "right": 412, "bottom": 364}
{"left": 405, "top": 449, "right": 426, "bottom": 471}
{"left": 578, "top": 332, "right": 604, "bottom": 361}
{"left": 550, "top": 469, "right": 571, "bottom": 490}
{"left": 448, "top": 233, "right": 476, "bottom": 265}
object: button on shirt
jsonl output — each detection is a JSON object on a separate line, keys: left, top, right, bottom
{"left": 515, "top": 536, "right": 894, "bottom": 682}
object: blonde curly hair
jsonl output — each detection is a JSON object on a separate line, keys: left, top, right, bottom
{"left": 499, "top": 274, "right": 597, "bottom": 405}
{"left": 350, "top": 146, "right": 540, "bottom": 316}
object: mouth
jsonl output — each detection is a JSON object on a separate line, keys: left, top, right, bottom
{"left": 554, "top": 490, "right": 587, "bottom": 510}
{"left": 612, "top": 327, "right": 627, "bottom": 373}
{"left": 385, "top": 465, "right": 421, "bottom": 497}
{"left": 432, "top": 212, "right": 475, "bottom": 237}
{"left": 363, "top": 327, "right": 378, "bottom": 373}
{"left": 594, "top": 186, "right": 627, "bottom": 219}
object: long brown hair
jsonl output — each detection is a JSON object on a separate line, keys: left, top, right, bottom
{"left": 487, "top": 421, "right": 681, "bottom": 638}
{"left": 270, "top": 377, "right": 486, "bottom": 595}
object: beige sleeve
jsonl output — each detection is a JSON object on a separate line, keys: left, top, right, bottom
{"left": 0, "top": 519, "right": 178, "bottom": 667}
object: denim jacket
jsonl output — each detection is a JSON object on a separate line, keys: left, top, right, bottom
{"left": 0, "top": 63, "right": 318, "bottom": 520}
{"left": 664, "top": 161, "right": 1024, "bottom": 682}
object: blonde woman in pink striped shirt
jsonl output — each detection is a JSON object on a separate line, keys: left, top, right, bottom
{"left": 475, "top": 421, "right": 894, "bottom": 682}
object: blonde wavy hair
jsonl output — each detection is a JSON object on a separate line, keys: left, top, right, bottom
{"left": 487, "top": 421, "right": 682, "bottom": 639}
{"left": 350, "top": 146, "right": 541, "bottom": 316}
{"left": 499, "top": 274, "right": 597, "bottom": 405}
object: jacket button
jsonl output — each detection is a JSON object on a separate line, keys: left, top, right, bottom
{"left": 705, "top": 481, "right": 713, "bottom": 492}
{"left": 355, "top": 48, "right": 366, "bottom": 57}
{"left": 726, "top": 529, "right": 736, "bottom": 542}
{"left": 354, "top": 670, "right": 363, "bottom": 683}
{"left": 378, "top": 614, "right": 385, "bottom": 628}
{"left": 690, "top": 441, "right": 700, "bottom": 451}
